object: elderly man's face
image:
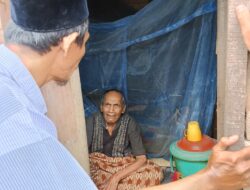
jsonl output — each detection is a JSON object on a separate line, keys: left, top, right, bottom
{"left": 100, "top": 91, "right": 126, "bottom": 126}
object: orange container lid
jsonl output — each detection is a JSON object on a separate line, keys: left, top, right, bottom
{"left": 177, "top": 135, "right": 216, "bottom": 152}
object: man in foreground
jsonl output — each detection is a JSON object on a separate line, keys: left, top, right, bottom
{"left": 1, "top": 0, "right": 250, "bottom": 189}
{"left": 0, "top": 0, "right": 96, "bottom": 189}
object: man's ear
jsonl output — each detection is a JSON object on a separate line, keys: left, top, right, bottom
{"left": 122, "top": 105, "right": 126, "bottom": 113}
{"left": 61, "top": 32, "right": 79, "bottom": 55}
{"left": 100, "top": 104, "right": 103, "bottom": 112}
{"left": 83, "top": 31, "right": 90, "bottom": 44}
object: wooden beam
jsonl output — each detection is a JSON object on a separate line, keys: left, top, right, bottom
{"left": 245, "top": 1, "right": 250, "bottom": 140}
{"left": 217, "top": 0, "right": 248, "bottom": 150}
{"left": 246, "top": 53, "right": 250, "bottom": 139}
{"left": 216, "top": 0, "right": 227, "bottom": 139}
{"left": 0, "top": 0, "right": 10, "bottom": 43}
{"left": 41, "top": 69, "right": 90, "bottom": 173}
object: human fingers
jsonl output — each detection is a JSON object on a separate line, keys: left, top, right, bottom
{"left": 213, "top": 135, "right": 239, "bottom": 152}
{"left": 236, "top": 146, "right": 250, "bottom": 161}
{"left": 233, "top": 159, "right": 250, "bottom": 188}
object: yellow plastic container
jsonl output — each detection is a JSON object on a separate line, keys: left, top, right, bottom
{"left": 185, "top": 121, "right": 202, "bottom": 142}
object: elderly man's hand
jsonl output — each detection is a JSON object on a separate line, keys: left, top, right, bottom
{"left": 236, "top": 4, "right": 250, "bottom": 51}
{"left": 205, "top": 135, "right": 250, "bottom": 190}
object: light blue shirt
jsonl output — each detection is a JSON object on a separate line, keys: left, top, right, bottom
{"left": 0, "top": 45, "right": 97, "bottom": 190}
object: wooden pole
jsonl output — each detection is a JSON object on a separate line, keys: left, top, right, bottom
{"left": 216, "top": 0, "right": 227, "bottom": 139}
{"left": 244, "top": 2, "right": 250, "bottom": 141}
{"left": 0, "top": 0, "right": 10, "bottom": 43}
{"left": 247, "top": 53, "right": 250, "bottom": 140}
{"left": 217, "top": 0, "right": 248, "bottom": 150}
{"left": 41, "top": 70, "right": 90, "bottom": 173}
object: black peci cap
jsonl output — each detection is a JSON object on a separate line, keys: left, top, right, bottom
{"left": 10, "top": 0, "right": 89, "bottom": 32}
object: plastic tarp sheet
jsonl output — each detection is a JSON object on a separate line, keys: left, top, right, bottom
{"left": 79, "top": 0, "right": 217, "bottom": 158}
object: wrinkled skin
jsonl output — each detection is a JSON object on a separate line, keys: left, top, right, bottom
{"left": 205, "top": 135, "right": 250, "bottom": 190}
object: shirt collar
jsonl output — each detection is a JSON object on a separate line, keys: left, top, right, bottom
{"left": 0, "top": 45, "right": 47, "bottom": 114}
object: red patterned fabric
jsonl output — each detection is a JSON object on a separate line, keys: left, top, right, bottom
{"left": 90, "top": 152, "right": 163, "bottom": 190}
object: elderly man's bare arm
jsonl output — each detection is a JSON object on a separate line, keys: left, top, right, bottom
{"left": 144, "top": 135, "right": 250, "bottom": 190}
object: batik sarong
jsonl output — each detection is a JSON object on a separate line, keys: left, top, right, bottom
{"left": 89, "top": 152, "right": 164, "bottom": 190}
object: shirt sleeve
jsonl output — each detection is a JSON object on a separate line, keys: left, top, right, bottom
{"left": 127, "top": 117, "right": 146, "bottom": 156}
{"left": 0, "top": 110, "right": 97, "bottom": 190}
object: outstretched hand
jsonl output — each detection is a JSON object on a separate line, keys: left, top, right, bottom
{"left": 205, "top": 135, "right": 250, "bottom": 190}
{"left": 144, "top": 135, "right": 250, "bottom": 190}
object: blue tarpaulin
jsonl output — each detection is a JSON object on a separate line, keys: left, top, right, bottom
{"left": 79, "top": 0, "right": 217, "bottom": 158}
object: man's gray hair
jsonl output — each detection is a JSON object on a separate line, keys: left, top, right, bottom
{"left": 4, "top": 19, "right": 88, "bottom": 54}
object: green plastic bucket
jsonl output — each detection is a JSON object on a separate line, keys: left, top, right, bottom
{"left": 169, "top": 141, "right": 211, "bottom": 178}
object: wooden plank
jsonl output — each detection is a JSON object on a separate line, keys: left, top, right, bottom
{"left": 245, "top": 1, "right": 250, "bottom": 140}
{"left": 216, "top": 0, "right": 227, "bottom": 139}
{"left": 217, "top": 0, "right": 248, "bottom": 150}
{"left": 223, "top": 0, "right": 248, "bottom": 150}
{"left": 41, "top": 69, "right": 90, "bottom": 172}
{"left": 0, "top": 0, "right": 10, "bottom": 43}
{"left": 246, "top": 53, "right": 250, "bottom": 139}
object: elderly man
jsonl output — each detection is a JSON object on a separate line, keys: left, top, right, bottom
{"left": 86, "top": 89, "right": 163, "bottom": 190}
{"left": 1, "top": 0, "right": 250, "bottom": 189}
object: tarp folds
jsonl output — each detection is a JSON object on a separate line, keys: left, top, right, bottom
{"left": 79, "top": 0, "right": 217, "bottom": 158}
